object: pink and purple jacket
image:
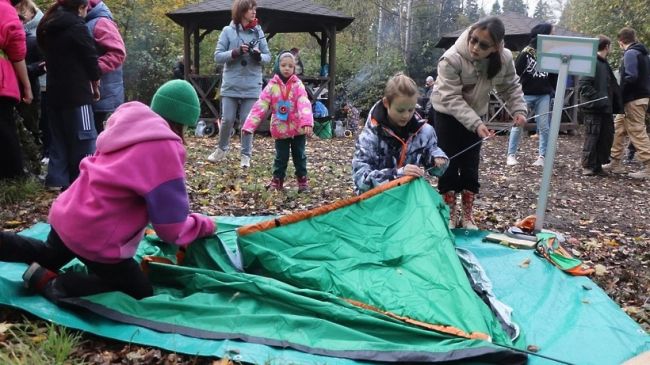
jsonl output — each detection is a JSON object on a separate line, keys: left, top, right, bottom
{"left": 0, "top": 0, "right": 27, "bottom": 102}
{"left": 242, "top": 74, "right": 313, "bottom": 139}
{"left": 49, "top": 101, "right": 215, "bottom": 263}
{"left": 87, "top": 0, "right": 125, "bottom": 75}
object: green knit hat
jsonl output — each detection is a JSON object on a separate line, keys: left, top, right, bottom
{"left": 151, "top": 80, "right": 200, "bottom": 127}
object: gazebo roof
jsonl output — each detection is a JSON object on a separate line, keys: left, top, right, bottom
{"left": 435, "top": 12, "right": 587, "bottom": 51}
{"left": 167, "top": 0, "right": 354, "bottom": 33}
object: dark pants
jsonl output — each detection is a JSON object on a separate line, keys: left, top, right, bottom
{"left": 273, "top": 135, "right": 307, "bottom": 179}
{"left": 0, "top": 228, "right": 153, "bottom": 301}
{"left": 40, "top": 91, "right": 50, "bottom": 158}
{"left": 94, "top": 111, "right": 109, "bottom": 134}
{"left": 46, "top": 104, "right": 96, "bottom": 188}
{"left": 582, "top": 112, "right": 614, "bottom": 171}
{"left": 0, "top": 97, "right": 24, "bottom": 179}
{"left": 435, "top": 111, "right": 481, "bottom": 194}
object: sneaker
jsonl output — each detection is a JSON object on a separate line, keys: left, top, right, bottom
{"left": 532, "top": 156, "right": 545, "bottom": 167}
{"left": 207, "top": 148, "right": 226, "bottom": 163}
{"left": 40, "top": 157, "right": 49, "bottom": 165}
{"left": 506, "top": 155, "right": 518, "bottom": 166}
{"left": 22, "top": 262, "right": 57, "bottom": 291}
{"left": 240, "top": 154, "right": 251, "bottom": 168}
{"left": 582, "top": 168, "right": 595, "bottom": 176}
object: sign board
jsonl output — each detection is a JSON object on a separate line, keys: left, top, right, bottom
{"left": 537, "top": 35, "right": 598, "bottom": 76}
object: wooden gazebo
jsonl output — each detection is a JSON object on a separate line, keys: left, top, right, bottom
{"left": 435, "top": 12, "right": 587, "bottom": 132}
{"left": 167, "top": 0, "right": 354, "bottom": 121}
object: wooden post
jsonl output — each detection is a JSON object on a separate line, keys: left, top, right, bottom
{"left": 183, "top": 25, "right": 191, "bottom": 80}
{"left": 328, "top": 25, "right": 336, "bottom": 115}
{"left": 193, "top": 26, "right": 200, "bottom": 75}
{"left": 320, "top": 31, "right": 328, "bottom": 71}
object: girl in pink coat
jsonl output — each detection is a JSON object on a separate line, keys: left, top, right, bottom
{"left": 242, "top": 51, "right": 314, "bottom": 192}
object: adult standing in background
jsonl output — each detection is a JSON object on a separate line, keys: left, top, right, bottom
{"left": 37, "top": 0, "right": 101, "bottom": 189}
{"left": 431, "top": 17, "right": 527, "bottom": 229}
{"left": 602, "top": 27, "right": 650, "bottom": 179}
{"left": 207, "top": 0, "right": 271, "bottom": 168}
{"left": 0, "top": 0, "right": 33, "bottom": 180}
{"left": 85, "top": 0, "right": 125, "bottom": 134}
{"left": 578, "top": 35, "right": 622, "bottom": 176}
{"left": 506, "top": 23, "right": 555, "bottom": 168}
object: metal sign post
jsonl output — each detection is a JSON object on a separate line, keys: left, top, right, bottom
{"left": 534, "top": 35, "right": 598, "bottom": 232}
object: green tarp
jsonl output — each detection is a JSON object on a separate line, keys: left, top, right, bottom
{"left": 0, "top": 178, "right": 648, "bottom": 364}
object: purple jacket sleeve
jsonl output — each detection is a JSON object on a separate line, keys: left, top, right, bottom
{"left": 144, "top": 178, "right": 215, "bottom": 246}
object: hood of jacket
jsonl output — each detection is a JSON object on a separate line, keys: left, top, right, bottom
{"left": 86, "top": 1, "right": 112, "bottom": 22}
{"left": 96, "top": 101, "right": 181, "bottom": 154}
{"left": 628, "top": 42, "right": 649, "bottom": 56}
{"left": 268, "top": 73, "right": 299, "bottom": 89}
{"left": 23, "top": 9, "right": 43, "bottom": 36}
{"left": 40, "top": 7, "right": 84, "bottom": 37}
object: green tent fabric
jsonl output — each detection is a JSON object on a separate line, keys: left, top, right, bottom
{"left": 0, "top": 178, "right": 648, "bottom": 364}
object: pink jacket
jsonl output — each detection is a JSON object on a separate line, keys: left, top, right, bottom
{"left": 0, "top": 0, "right": 27, "bottom": 102}
{"left": 242, "top": 74, "right": 314, "bottom": 139}
{"left": 49, "top": 102, "right": 215, "bottom": 263}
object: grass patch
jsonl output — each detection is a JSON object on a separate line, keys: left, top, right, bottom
{"left": 0, "top": 176, "right": 43, "bottom": 206}
{"left": 0, "top": 318, "right": 84, "bottom": 365}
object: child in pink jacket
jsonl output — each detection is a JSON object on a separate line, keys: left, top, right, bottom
{"left": 242, "top": 51, "right": 314, "bottom": 192}
{"left": 0, "top": 80, "right": 215, "bottom": 303}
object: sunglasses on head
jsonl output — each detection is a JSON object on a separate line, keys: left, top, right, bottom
{"left": 469, "top": 35, "right": 493, "bottom": 51}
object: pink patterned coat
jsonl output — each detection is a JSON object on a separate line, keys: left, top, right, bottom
{"left": 242, "top": 74, "right": 314, "bottom": 139}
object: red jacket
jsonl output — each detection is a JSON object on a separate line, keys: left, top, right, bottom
{"left": 0, "top": 0, "right": 27, "bottom": 102}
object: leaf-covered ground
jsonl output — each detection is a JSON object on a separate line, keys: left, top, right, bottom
{"left": 1, "top": 129, "right": 648, "bottom": 363}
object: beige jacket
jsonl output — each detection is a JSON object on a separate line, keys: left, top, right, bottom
{"left": 431, "top": 28, "right": 527, "bottom": 132}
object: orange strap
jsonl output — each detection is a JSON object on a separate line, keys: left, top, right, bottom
{"left": 344, "top": 298, "right": 491, "bottom": 341}
{"left": 238, "top": 176, "right": 417, "bottom": 237}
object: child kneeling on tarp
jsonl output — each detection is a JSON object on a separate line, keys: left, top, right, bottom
{"left": 0, "top": 80, "right": 215, "bottom": 303}
{"left": 352, "top": 73, "right": 448, "bottom": 195}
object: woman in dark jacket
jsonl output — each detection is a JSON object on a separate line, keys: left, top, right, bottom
{"left": 37, "top": 0, "right": 100, "bottom": 190}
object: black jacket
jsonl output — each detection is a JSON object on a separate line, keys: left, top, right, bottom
{"left": 38, "top": 8, "right": 100, "bottom": 107}
{"left": 25, "top": 31, "right": 44, "bottom": 102}
{"left": 579, "top": 55, "right": 623, "bottom": 114}
{"left": 619, "top": 42, "right": 650, "bottom": 104}
{"left": 515, "top": 46, "right": 555, "bottom": 95}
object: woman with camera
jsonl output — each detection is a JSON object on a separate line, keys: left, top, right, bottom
{"left": 207, "top": 0, "right": 270, "bottom": 168}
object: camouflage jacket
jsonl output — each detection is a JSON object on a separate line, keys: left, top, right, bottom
{"left": 352, "top": 101, "right": 448, "bottom": 194}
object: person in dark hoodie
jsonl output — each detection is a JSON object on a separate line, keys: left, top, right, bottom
{"left": 578, "top": 35, "right": 623, "bottom": 176}
{"left": 36, "top": 0, "right": 101, "bottom": 190}
{"left": 506, "top": 22, "right": 555, "bottom": 168}
{"left": 602, "top": 27, "right": 650, "bottom": 179}
{"left": 85, "top": 0, "right": 125, "bottom": 134}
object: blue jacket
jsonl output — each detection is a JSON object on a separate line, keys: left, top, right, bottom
{"left": 86, "top": 1, "right": 124, "bottom": 112}
{"left": 352, "top": 101, "right": 448, "bottom": 194}
{"left": 215, "top": 21, "right": 271, "bottom": 99}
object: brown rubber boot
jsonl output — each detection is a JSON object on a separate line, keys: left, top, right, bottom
{"left": 460, "top": 190, "right": 479, "bottom": 230}
{"left": 442, "top": 191, "right": 458, "bottom": 229}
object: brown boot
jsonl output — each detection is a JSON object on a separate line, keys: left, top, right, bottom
{"left": 629, "top": 161, "right": 650, "bottom": 180}
{"left": 460, "top": 190, "right": 478, "bottom": 230}
{"left": 266, "top": 177, "right": 284, "bottom": 191}
{"left": 602, "top": 158, "right": 625, "bottom": 174}
{"left": 442, "top": 191, "right": 458, "bottom": 228}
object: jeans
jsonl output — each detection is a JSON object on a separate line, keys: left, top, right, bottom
{"left": 507, "top": 94, "right": 550, "bottom": 157}
{"left": 218, "top": 96, "right": 256, "bottom": 157}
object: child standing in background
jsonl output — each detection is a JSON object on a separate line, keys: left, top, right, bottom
{"left": 242, "top": 51, "right": 313, "bottom": 192}
{"left": 352, "top": 73, "right": 448, "bottom": 195}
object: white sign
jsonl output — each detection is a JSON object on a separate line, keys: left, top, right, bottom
{"left": 537, "top": 35, "right": 598, "bottom": 76}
